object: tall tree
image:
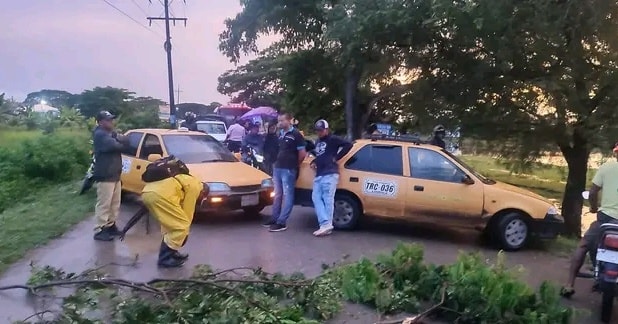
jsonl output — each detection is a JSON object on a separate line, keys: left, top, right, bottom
{"left": 77, "top": 87, "right": 135, "bottom": 119}
{"left": 23, "top": 89, "right": 77, "bottom": 108}
{"left": 402, "top": 0, "right": 618, "bottom": 235}
{"left": 218, "top": 0, "right": 430, "bottom": 138}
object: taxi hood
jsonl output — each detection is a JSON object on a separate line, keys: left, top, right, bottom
{"left": 491, "top": 181, "right": 553, "bottom": 204}
{"left": 186, "top": 161, "right": 269, "bottom": 186}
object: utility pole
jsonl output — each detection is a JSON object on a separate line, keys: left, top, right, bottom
{"left": 147, "top": 0, "right": 187, "bottom": 128}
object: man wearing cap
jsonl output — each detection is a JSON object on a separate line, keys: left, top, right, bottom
{"left": 561, "top": 142, "right": 618, "bottom": 298}
{"left": 310, "top": 119, "right": 353, "bottom": 236}
{"left": 92, "top": 111, "right": 128, "bottom": 241}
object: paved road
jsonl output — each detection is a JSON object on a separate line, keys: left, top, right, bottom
{"left": 0, "top": 202, "right": 612, "bottom": 323}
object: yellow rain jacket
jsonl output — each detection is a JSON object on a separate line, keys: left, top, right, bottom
{"left": 142, "top": 174, "right": 203, "bottom": 250}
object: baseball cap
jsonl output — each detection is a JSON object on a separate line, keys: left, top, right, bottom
{"left": 96, "top": 110, "right": 116, "bottom": 122}
{"left": 314, "top": 119, "right": 329, "bottom": 130}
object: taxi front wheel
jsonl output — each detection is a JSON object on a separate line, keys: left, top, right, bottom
{"left": 333, "top": 194, "right": 361, "bottom": 230}
{"left": 495, "top": 212, "right": 529, "bottom": 251}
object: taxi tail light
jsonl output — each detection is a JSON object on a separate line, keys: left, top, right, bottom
{"left": 603, "top": 234, "right": 618, "bottom": 250}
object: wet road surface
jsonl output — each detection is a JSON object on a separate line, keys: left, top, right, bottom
{"left": 0, "top": 201, "right": 612, "bottom": 323}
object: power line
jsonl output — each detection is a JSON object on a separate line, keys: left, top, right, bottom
{"left": 130, "top": 0, "right": 164, "bottom": 31}
{"left": 100, "top": 0, "right": 161, "bottom": 37}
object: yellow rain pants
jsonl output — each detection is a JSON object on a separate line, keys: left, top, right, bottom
{"left": 142, "top": 174, "right": 203, "bottom": 250}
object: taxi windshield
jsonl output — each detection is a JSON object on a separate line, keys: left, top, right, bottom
{"left": 443, "top": 150, "right": 495, "bottom": 184}
{"left": 162, "top": 134, "right": 237, "bottom": 164}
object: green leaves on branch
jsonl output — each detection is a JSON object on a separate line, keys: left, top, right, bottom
{"left": 11, "top": 244, "right": 576, "bottom": 324}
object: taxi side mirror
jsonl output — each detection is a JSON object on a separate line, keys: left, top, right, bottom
{"left": 148, "top": 154, "right": 162, "bottom": 162}
{"left": 461, "top": 174, "right": 475, "bottom": 185}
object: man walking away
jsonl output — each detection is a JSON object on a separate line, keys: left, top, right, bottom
{"left": 225, "top": 120, "right": 246, "bottom": 153}
{"left": 263, "top": 113, "right": 306, "bottom": 232}
{"left": 92, "top": 111, "right": 128, "bottom": 241}
{"left": 561, "top": 142, "right": 618, "bottom": 298}
{"left": 310, "top": 120, "right": 352, "bottom": 236}
{"left": 428, "top": 125, "right": 447, "bottom": 149}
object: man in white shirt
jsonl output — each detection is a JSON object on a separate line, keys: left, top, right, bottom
{"left": 225, "top": 120, "right": 246, "bottom": 152}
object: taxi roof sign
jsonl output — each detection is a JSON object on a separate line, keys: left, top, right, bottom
{"left": 365, "top": 134, "right": 426, "bottom": 145}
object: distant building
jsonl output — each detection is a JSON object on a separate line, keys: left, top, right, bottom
{"left": 31, "top": 103, "right": 59, "bottom": 117}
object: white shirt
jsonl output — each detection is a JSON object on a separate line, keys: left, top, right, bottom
{"left": 226, "top": 123, "right": 246, "bottom": 141}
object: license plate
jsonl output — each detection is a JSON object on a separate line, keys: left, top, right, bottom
{"left": 241, "top": 194, "right": 259, "bottom": 207}
{"left": 597, "top": 249, "right": 618, "bottom": 264}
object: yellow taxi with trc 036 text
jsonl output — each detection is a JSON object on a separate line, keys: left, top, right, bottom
{"left": 119, "top": 128, "right": 275, "bottom": 215}
{"left": 294, "top": 135, "right": 564, "bottom": 251}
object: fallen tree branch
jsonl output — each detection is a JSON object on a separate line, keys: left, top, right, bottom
{"left": 375, "top": 284, "right": 447, "bottom": 324}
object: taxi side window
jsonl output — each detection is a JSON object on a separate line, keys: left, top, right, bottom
{"left": 139, "top": 134, "right": 164, "bottom": 159}
{"left": 408, "top": 148, "right": 463, "bottom": 183}
{"left": 123, "top": 132, "right": 143, "bottom": 157}
{"left": 345, "top": 145, "right": 403, "bottom": 176}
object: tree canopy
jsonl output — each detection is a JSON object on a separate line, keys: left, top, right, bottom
{"left": 219, "top": 0, "right": 618, "bottom": 235}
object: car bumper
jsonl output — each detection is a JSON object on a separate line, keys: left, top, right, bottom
{"left": 531, "top": 213, "right": 564, "bottom": 239}
{"left": 197, "top": 188, "right": 275, "bottom": 212}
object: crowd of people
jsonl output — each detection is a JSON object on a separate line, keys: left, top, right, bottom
{"left": 89, "top": 110, "right": 352, "bottom": 267}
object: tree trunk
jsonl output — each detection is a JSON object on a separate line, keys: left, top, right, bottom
{"left": 560, "top": 135, "right": 590, "bottom": 237}
{"left": 344, "top": 67, "right": 362, "bottom": 140}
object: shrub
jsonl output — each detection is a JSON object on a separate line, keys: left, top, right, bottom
{"left": 0, "top": 133, "right": 90, "bottom": 212}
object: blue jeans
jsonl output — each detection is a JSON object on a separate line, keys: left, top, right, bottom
{"left": 271, "top": 168, "right": 297, "bottom": 225}
{"left": 312, "top": 174, "right": 339, "bottom": 228}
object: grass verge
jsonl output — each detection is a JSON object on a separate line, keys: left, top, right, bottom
{"left": 0, "top": 182, "right": 94, "bottom": 273}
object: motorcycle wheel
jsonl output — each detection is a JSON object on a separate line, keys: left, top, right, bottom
{"left": 600, "top": 281, "right": 615, "bottom": 323}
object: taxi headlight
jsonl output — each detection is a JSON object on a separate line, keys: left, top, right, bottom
{"left": 261, "top": 179, "right": 274, "bottom": 188}
{"left": 206, "top": 182, "right": 231, "bottom": 192}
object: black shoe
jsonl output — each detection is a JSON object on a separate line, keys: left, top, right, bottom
{"left": 93, "top": 229, "right": 114, "bottom": 241}
{"left": 262, "top": 219, "right": 276, "bottom": 228}
{"left": 172, "top": 251, "right": 189, "bottom": 261}
{"left": 157, "top": 242, "right": 185, "bottom": 268}
{"left": 108, "top": 224, "right": 121, "bottom": 236}
{"left": 269, "top": 223, "right": 287, "bottom": 232}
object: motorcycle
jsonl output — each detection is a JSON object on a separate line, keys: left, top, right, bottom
{"left": 578, "top": 190, "right": 618, "bottom": 323}
{"left": 241, "top": 145, "right": 265, "bottom": 171}
{"left": 79, "top": 140, "right": 96, "bottom": 195}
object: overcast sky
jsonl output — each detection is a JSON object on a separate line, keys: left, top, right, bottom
{"left": 0, "top": 0, "right": 270, "bottom": 104}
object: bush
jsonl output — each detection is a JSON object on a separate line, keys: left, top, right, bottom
{"left": 0, "top": 133, "right": 90, "bottom": 212}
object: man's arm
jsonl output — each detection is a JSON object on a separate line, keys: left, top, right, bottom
{"left": 295, "top": 132, "right": 307, "bottom": 165}
{"left": 334, "top": 136, "right": 353, "bottom": 160}
{"left": 94, "top": 130, "right": 125, "bottom": 153}
{"left": 590, "top": 167, "right": 604, "bottom": 212}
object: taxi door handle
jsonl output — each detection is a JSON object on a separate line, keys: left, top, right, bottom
{"left": 136, "top": 165, "right": 141, "bottom": 170}
{"left": 349, "top": 177, "right": 359, "bottom": 183}
{"left": 414, "top": 185, "right": 424, "bottom": 192}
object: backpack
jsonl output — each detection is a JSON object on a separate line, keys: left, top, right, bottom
{"left": 141, "top": 155, "right": 191, "bottom": 183}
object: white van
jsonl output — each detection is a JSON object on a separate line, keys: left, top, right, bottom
{"left": 195, "top": 120, "right": 228, "bottom": 142}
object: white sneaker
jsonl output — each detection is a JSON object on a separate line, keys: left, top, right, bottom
{"left": 313, "top": 225, "right": 334, "bottom": 237}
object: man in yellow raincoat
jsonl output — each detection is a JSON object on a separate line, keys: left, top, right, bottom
{"left": 141, "top": 159, "right": 204, "bottom": 268}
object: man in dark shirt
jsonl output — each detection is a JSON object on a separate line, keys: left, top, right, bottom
{"left": 428, "top": 125, "right": 446, "bottom": 149}
{"left": 262, "top": 123, "right": 279, "bottom": 175}
{"left": 92, "top": 111, "right": 128, "bottom": 241}
{"left": 310, "top": 119, "right": 353, "bottom": 236}
{"left": 263, "top": 113, "right": 306, "bottom": 232}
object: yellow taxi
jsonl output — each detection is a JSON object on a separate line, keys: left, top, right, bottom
{"left": 295, "top": 135, "right": 564, "bottom": 251}
{"left": 120, "top": 128, "right": 275, "bottom": 215}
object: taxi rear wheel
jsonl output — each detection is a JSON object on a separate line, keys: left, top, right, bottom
{"left": 333, "top": 194, "right": 361, "bottom": 230}
{"left": 495, "top": 212, "right": 530, "bottom": 251}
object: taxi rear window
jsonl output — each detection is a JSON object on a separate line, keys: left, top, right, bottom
{"left": 345, "top": 144, "right": 403, "bottom": 176}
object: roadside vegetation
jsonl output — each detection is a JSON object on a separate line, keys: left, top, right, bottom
{"left": 8, "top": 243, "right": 575, "bottom": 323}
